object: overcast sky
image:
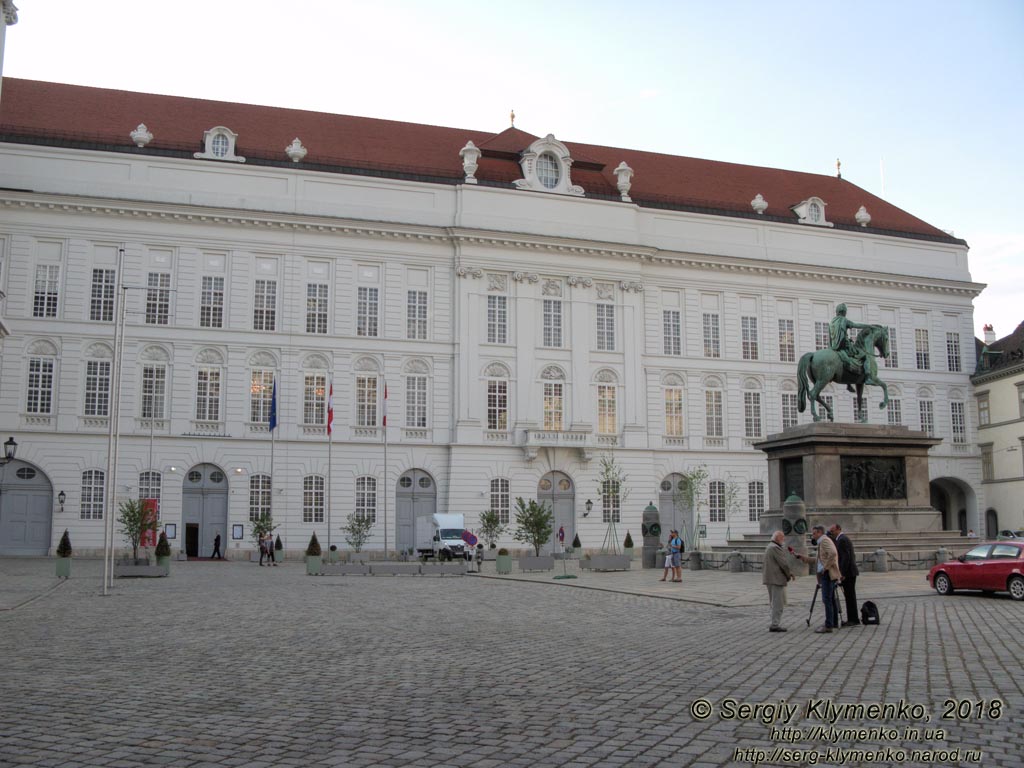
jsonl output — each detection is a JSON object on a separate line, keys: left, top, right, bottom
{"left": 4, "top": 0, "right": 1022, "bottom": 340}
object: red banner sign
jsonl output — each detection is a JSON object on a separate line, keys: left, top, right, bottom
{"left": 140, "top": 498, "right": 159, "bottom": 548}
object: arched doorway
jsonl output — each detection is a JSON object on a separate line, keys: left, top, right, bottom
{"left": 659, "top": 473, "right": 694, "bottom": 550}
{"left": 0, "top": 460, "right": 54, "bottom": 556}
{"left": 396, "top": 469, "right": 436, "bottom": 554}
{"left": 929, "top": 477, "right": 977, "bottom": 535}
{"left": 181, "top": 464, "right": 228, "bottom": 558}
{"left": 537, "top": 471, "right": 575, "bottom": 554}
{"left": 985, "top": 509, "right": 999, "bottom": 540}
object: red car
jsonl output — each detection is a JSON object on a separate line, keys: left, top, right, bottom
{"left": 928, "top": 541, "right": 1024, "bottom": 600}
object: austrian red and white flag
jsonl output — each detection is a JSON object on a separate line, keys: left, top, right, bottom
{"left": 327, "top": 379, "right": 334, "bottom": 436}
{"left": 382, "top": 382, "right": 388, "bottom": 427}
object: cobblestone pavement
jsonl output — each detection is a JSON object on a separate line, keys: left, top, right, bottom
{"left": 1, "top": 558, "right": 1022, "bottom": 767}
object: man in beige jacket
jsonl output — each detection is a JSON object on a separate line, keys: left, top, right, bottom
{"left": 798, "top": 525, "right": 841, "bottom": 633}
{"left": 763, "top": 531, "right": 796, "bottom": 632}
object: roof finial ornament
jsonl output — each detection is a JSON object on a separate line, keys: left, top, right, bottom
{"left": 510, "top": 109, "right": 515, "bottom": 128}
{"left": 836, "top": 158, "right": 842, "bottom": 179}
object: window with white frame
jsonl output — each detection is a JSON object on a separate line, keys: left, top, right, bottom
{"left": 139, "top": 471, "right": 161, "bottom": 508}
{"left": 919, "top": 399, "right": 935, "bottom": 436}
{"left": 705, "top": 389, "right": 723, "bottom": 437}
{"left": 487, "top": 295, "right": 507, "bottom": 344}
{"left": 406, "top": 375, "right": 428, "bottom": 428}
{"left": 487, "top": 380, "right": 508, "bottom": 431}
{"left": 33, "top": 264, "right": 60, "bottom": 318}
{"left": 744, "top": 391, "right": 763, "bottom": 438}
{"left": 536, "top": 153, "right": 560, "bottom": 188}
{"left": 250, "top": 370, "right": 274, "bottom": 424}
{"left": 602, "top": 479, "right": 621, "bottom": 523}
{"left": 883, "top": 326, "right": 899, "bottom": 368}
{"left": 703, "top": 313, "right": 721, "bottom": 358}
{"left": 741, "top": 316, "right": 759, "bottom": 360}
{"left": 356, "top": 375, "right": 378, "bottom": 427}
{"left": 306, "top": 283, "right": 328, "bottom": 334}
{"left": 253, "top": 279, "right": 277, "bottom": 331}
{"left": 544, "top": 383, "right": 564, "bottom": 431}
{"left": 887, "top": 398, "right": 902, "bottom": 426}
{"left": 915, "top": 329, "right": 930, "bottom": 370}
{"left": 490, "top": 478, "right": 511, "bottom": 525}
{"left": 407, "top": 290, "right": 428, "bottom": 340}
{"left": 782, "top": 393, "right": 799, "bottom": 429}
{"left": 597, "top": 384, "right": 616, "bottom": 434}
{"left": 84, "top": 360, "right": 111, "bottom": 417}
{"left": 543, "top": 299, "right": 562, "bottom": 347}
{"left": 303, "top": 373, "right": 326, "bottom": 425}
{"left": 249, "top": 474, "right": 272, "bottom": 522}
{"left": 145, "top": 272, "right": 171, "bottom": 325}
{"left": 663, "top": 310, "right": 681, "bottom": 356}
{"left": 357, "top": 286, "right": 379, "bottom": 337}
{"left": 81, "top": 470, "right": 105, "bottom": 520}
{"left": 665, "top": 387, "right": 684, "bottom": 436}
{"left": 709, "top": 480, "right": 725, "bottom": 522}
{"left": 950, "top": 401, "right": 966, "bottom": 444}
{"left": 815, "top": 321, "right": 830, "bottom": 351}
{"left": 946, "top": 332, "right": 962, "bottom": 372}
{"left": 200, "top": 276, "right": 224, "bottom": 328}
{"left": 977, "top": 394, "right": 990, "bottom": 426}
{"left": 596, "top": 303, "right": 616, "bottom": 351}
{"left": 195, "top": 368, "right": 221, "bottom": 421}
{"left": 302, "top": 475, "right": 325, "bottom": 523}
{"left": 27, "top": 357, "right": 55, "bottom": 414}
{"left": 748, "top": 481, "right": 765, "bottom": 522}
{"left": 90, "top": 269, "right": 116, "bottom": 322}
{"left": 778, "top": 319, "right": 795, "bottom": 363}
{"left": 141, "top": 365, "right": 167, "bottom": 419}
{"left": 356, "top": 476, "right": 378, "bottom": 524}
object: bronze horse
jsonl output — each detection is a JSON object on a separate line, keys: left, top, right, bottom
{"left": 797, "top": 325, "right": 890, "bottom": 423}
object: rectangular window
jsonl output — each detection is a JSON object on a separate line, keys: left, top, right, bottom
{"left": 705, "top": 390, "right": 723, "bottom": 437}
{"left": 703, "top": 313, "right": 721, "bottom": 358}
{"left": 356, "top": 477, "right": 378, "bottom": 525}
{"left": 709, "top": 481, "right": 725, "bottom": 523}
{"left": 977, "top": 394, "right": 990, "bottom": 426}
{"left": 741, "top": 316, "right": 759, "bottom": 360}
{"left": 950, "top": 401, "right": 966, "bottom": 444}
{"left": 27, "top": 357, "right": 55, "bottom": 414}
{"left": 253, "top": 279, "right": 277, "bottom": 331}
{"left": 815, "top": 321, "right": 830, "bottom": 351}
{"left": 90, "top": 269, "right": 116, "bottom": 322}
{"left": 195, "top": 369, "right": 221, "bottom": 421}
{"left": 782, "top": 393, "right": 798, "bottom": 429}
{"left": 919, "top": 400, "right": 935, "bottom": 436}
{"left": 596, "top": 304, "right": 615, "bottom": 351}
{"left": 249, "top": 475, "right": 272, "bottom": 522}
{"left": 744, "top": 391, "right": 763, "bottom": 438}
{"left": 748, "top": 481, "right": 765, "bottom": 522}
{"left": 407, "top": 290, "right": 428, "bottom": 340}
{"left": 406, "top": 375, "right": 428, "bottom": 428}
{"left": 883, "top": 326, "right": 899, "bottom": 368}
{"left": 81, "top": 470, "right": 105, "bottom": 520}
{"left": 946, "top": 332, "right": 962, "bottom": 372}
{"left": 303, "top": 374, "right": 326, "bottom": 425}
{"left": 145, "top": 272, "right": 171, "bottom": 325}
{"left": 887, "top": 398, "right": 902, "bottom": 426}
{"left": 84, "top": 360, "right": 111, "bottom": 417}
{"left": 490, "top": 478, "right": 511, "bottom": 525}
{"left": 665, "top": 388, "right": 684, "bottom": 436}
{"left": 487, "top": 295, "right": 508, "bottom": 344}
{"left": 303, "top": 476, "right": 325, "bottom": 523}
{"left": 778, "top": 319, "right": 795, "bottom": 363}
{"left": 356, "top": 376, "right": 378, "bottom": 427}
{"left": 306, "top": 283, "right": 328, "bottom": 334}
{"left": 487, "top": 380, "right": 508, "bottom": 431}
{"left": 250, "top": 370, "right": 274, "bottom": 423}
{"left": 544, "top": 382, "right": 563, "bottom": 431}
{"left": 602, "top": 480, "right": 621, "bottom": 524}
{"left": 200, "top": 276, "right": 225, "bottom": 328}
{"left": 597, "top": 384, "right": 616, "bottom": 434}
{"left": 663, "top": 310, "right": 681, "bottom": 356}
{"left": 543, "top": 299, "right": 563, "bottom": 348}
{"left": 33, "top": 264, "right": 60, "bottom": 318}
{"left": 915, "top": 329, "right": 931, "bottom": 370}
{"left": 138, "top": 471, "right": 161, "bottom": 507}
{"left": 981, "top": 445, "right": 994, "bottom": 481}
{"left": 141, "top": 366, "right": 166, "bottom": 419}
{"left": 357, "top": 286, "right": 379, "bottom": 337}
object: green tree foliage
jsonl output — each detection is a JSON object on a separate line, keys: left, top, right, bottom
{"left": 305, "top": 532, "right": 322, "bottom": 557}
{"left": 250, "top": 511, "right": 277, "bottom": 548}
{"left": 477, "top": 508, "right": 507, "bottom": 549}
{"left": 342, "top": 511, "right": 373, "bottom": 553}
{"left": 513, "top": 497, "right": 553, "bottom": 556}
{"left": 56, "top": 529, "right": 72, "bottom": 558}
{"left": 117, "top": 498, "right": 159, "bottom": 563}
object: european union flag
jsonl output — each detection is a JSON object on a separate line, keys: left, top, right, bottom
{"left": 268, "top": 379, "right": 278, "bottom": 432}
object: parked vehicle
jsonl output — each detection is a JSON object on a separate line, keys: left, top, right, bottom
{"left": 996, "top": 529, "right": 1024, "bottom": 540}
{"left": 928, "top": 542, "right": 1024, "bottom": 600}
{"left": 415, "top": 513, "right": 470, "bottom": 561}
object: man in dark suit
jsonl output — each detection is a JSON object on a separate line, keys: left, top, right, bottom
{"left": 829, "top": 523, "right": 859, "bottom": 626}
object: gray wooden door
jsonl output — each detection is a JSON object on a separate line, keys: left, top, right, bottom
{"left": 659, "top": 474, "right": 693, "bottom": 550}
{"left": 0, "top": 462, "right": 53, "bottom": 556}
{"left": 537, "top": 471, "right": 574, "bottom": 554}
{"left": 182, "top": 464, "right": 228, "bottom": 558}
{"left": 396, "top": 469, "right": 436, "bottom": 554}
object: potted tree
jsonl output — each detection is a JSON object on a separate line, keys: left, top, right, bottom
{"left": 249, "top": 511, "right": 276, "bottom": 563}
{"left": 274, "top": 534, "right": 284, "bottom": 564}
{"left": 495, "top": 547, "right": 513, "bottom": 575}
{"left": 572, "top": 533, "right": 582, "bottom": 558}
{"left": 155, "top": 531, "right": 172, "bottom": 573}
{"left": 623, "top": 531, "right": 635, "bottom": 560}
{"left": 55, "top": 529, "right": 72, "bottom": 579}
{"left": 477, "top": 508, "right": 507, "bottom": 560}
{"left": 513, "top": 497, "right": 554, "bottom": 572}
{"left": 323, "top": 512, "right": 373, "bottom": 575}
{"left": 305, "top": 533, "right": 322, "bottom": 575}
{"left": 114, "top": 499, "right": 165, "bottom": 577}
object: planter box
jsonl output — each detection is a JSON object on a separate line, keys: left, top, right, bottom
{"left": 580, "top": 554, "right": 631, "bottom": 571}
{"left": 56, "top": 558, "right": 71, "bottom": 579}
{"left": 156, "top": 556, "right": 171, "bottom": 571}
{"left": 113, "top": 563, "right": 169, "bottom": 578}
{"left": 321, "top": 563, "right": 370, "bottom": 576}
{"left": 495, "top": 554, "right": 513, "bottom": 574}
{"left": 305, "top": 555, "right": 322, "bottom": 575}
{"left": 370, "top": 563, "right": 421, "bottom": 576}
{"left": 420, "top": 562, "right": 467, "bottom": 576}
{"left": 175, "top": 552, "right": 188, "bottom": 561}
{"left": 347, "top": 553, "right": 371, "bottom": 564}
{"left": 518, "top": 555, "right": 555, "bottom": 572}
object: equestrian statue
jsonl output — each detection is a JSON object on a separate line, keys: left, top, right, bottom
{"left": 797, "top": 304, "right": 891, "bottom": 423}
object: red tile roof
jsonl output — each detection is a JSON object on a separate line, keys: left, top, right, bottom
{"left": 0, "top": 78, "right": 958, "bottom": 242}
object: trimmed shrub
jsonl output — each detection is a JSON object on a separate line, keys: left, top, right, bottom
{"left": 56, "top": 529, "right": 72, "bottom": 558}
{"left": 155, "top": 531, "right": 171, "bottom": 558}
{"left": 305, "top": 533, "right": 322, "bottom": 557}
{"left": 624, "top": 531, "right": 634, "bottom": 548}
{"left": 572, "top": 533, "right": 581, "bottom": 549}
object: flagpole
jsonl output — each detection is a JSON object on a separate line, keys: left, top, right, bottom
{"left": 383, "top": 379, "right": 388, "bottom": 558}
{"left": 269, "top": 378, "right": 277, "bottom": 554}
{"left": 327, "top": 378, "right": 334, "bottom": 552}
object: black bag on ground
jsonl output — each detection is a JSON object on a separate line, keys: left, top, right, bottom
{"left": 861, "top": 600, "right": 880, "bottom": 625}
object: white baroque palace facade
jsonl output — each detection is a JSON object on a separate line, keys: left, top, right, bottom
{"left": 0, "top": 79, "right": 984, "bottom": 556}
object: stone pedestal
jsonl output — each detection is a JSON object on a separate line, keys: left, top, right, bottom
{"left": 754, "top": 423, "right": 941, "bottom": 534}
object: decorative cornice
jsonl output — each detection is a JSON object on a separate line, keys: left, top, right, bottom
{"left": 513, "top": 271, "right": 539, "bottom": 283}
{"left": 456, "top": 265, "right": 483, "bottom": 279}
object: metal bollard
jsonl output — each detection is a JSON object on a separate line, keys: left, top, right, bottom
{"left": 689, "top": 550, "right": 703, "bottom": 571}
{"left": 874, "top": 548, "right": 888, "bottom": 573}
{"left": 729, "top": 550, "right": 744, "bottom": 572}
{"left": 935, "top": 547, "right": 949, "bottom": 565}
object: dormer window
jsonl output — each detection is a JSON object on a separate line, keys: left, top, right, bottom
{"left": 194, "top": 126, "right": 246, "bottom": 163}
{"left": 536, "top": 153, "right": 560, "bottom": 189}
{"left": 513, "top": 134, "right": 584, "bottom": 196}
{"left": 791, "top": 196, "right": 833, "bottom": 227}
{"left": 808, "top": 201, "right": 822, "bottom": 223}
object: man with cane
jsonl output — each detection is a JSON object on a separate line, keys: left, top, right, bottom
{"left": 796, "top": 525, "right": 841, "bottom": 633}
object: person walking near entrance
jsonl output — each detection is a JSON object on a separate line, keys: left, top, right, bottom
{"left": 211, "top": 533, "right": 223, "bottom": 560}
{"left": 829, "top": 523, "right": 859, "bottom": 626}
{"left": 764, "top": 531, "right": 796, "bottom": 632}
{"left": 259, "top": 533, "right": 271, "bottom": 566}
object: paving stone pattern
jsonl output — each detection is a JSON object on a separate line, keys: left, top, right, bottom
{"left": 0, "top": 559, "right": 1021, "bottom": 767}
